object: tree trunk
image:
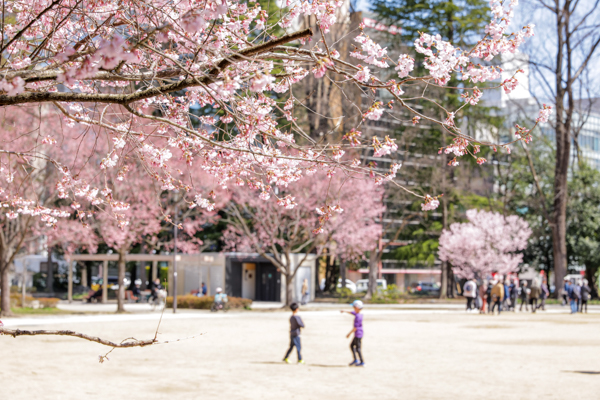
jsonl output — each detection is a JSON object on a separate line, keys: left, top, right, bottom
{"left": 552, "top": 118, "right": 569, "bottom": 295}
{"left": 0, "top": 265, "right": 12, "bottom": 317}
{"left": 439, "top": 190, "right": 449, "bottom": 299}
{"left": 340, "top": 260, "right": 346, "bottom": 290}
{"left": 365, "top": 250, "right": 378, "bottom": 300}
{"left": 447, "top": 265, "right": 456, "bottom": 298}
{"left": 584, "top": 267, "right": 597, "bottom": 299}
{"left": 46, "top": 247, "right": 53, "bottom": 293}
{"left": 285, "top": 272, "right": 294, "bottom": 306}
{"left": 117, "top": 248, "right": 126, "bottom": 313}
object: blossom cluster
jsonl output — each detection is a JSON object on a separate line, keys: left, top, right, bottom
{"left": 0, "top": 0, "right": 541, "bottom": 230}
{"left": 351, "top": 33, "right": 389, "bottom": 68}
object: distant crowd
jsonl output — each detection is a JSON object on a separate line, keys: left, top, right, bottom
{"left": 462, "top": 276, "right": 591, "bottom": 314}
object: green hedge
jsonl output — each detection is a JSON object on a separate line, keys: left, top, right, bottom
{"left": 166, "top": 295, "right": 252, "bottom": 309}
{"left": 10, "top": 294, "right": 60, "bottom": 308}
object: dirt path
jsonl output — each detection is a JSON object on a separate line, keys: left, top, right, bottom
{"left": 2, "top": 309, "right": 599, "bottom": 399}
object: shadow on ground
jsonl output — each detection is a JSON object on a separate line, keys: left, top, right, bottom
{"left": 252, "top": 361, "right": 348, "bottom": 368}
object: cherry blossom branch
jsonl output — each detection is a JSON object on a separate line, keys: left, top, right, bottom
{"left": 0, "top": 327, "right": 157, "bottom": 348}
{"left": 0, "top": 0, "right": 62, "bottom": 54}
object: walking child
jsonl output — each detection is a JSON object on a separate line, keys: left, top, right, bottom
{"left": 341, "top": 300, "right": 364, "bottom": 367}
{"left": 283, "top": 302, "right": 305, "bottom": 364}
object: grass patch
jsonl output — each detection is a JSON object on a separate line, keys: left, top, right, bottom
{"left": 544, "top": 299, "right": 600, "bottom": 305}
{"left": 10, "top": 307, "right": 70, "bottom": 315}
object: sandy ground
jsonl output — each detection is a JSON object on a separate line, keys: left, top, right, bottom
{"left": 2, "top": 307, "right": 600, "bottom": 400}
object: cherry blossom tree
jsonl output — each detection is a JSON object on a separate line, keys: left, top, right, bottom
{"left": 223, "top": 173, "right": 383, "bottom": 305}
{"left": 438, "top": 209, "right": 531, "bottom": 280}
{"left": 0, "top": 106, "right": 74, "bottom": 317}
{"left": 0, "top": 0, "right": 545, "bottom": 234}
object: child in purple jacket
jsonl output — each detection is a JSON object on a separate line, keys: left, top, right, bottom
{"left": 341, "top": 300, "right": 364, "bottom": 367}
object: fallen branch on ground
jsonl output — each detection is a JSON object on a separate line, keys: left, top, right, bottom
{"left": 0, "top": 328, "right": 157, "bottom": 347}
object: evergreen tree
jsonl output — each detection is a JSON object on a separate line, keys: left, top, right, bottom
{"left": 371, "top": 0, "right": 495, "bottom": 297}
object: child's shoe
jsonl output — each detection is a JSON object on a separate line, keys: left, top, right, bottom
{"left": 355, "top": 362, "right": 365, "bottom": 367}
{"left": 349, "top": 360, "right": 358, "bottom": 366}
{"left": 283, "top": 358, "right": 290, "bottom": 364}
{"left": 298, "top": 360, "right": 305, "bottom": 364}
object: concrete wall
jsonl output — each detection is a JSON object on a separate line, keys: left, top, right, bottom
{"left": 173, "top": 253, "right": 226, "bottom": 296}
{"left": 172, "top": 252, "right": 316, "bottom": 303}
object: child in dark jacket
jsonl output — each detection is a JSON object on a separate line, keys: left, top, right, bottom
{"left": 283, "top": 303, "right": 305, "bottom": 364}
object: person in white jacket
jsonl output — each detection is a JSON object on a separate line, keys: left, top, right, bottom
{"left": 463, "top": 279, "right": 478, "bottom": 311}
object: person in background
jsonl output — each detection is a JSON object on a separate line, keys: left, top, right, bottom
{"left": 197, "top": 282, "right": 207, "bottom": 297}
{"left": 131, "top": 279, "right": 142, "bottom": 302}
{"left": 474, "top": 280, "right": 483, "bottom": 311}
{"left": 503, "top": 279, "right": 510, "bottom": 310}
{"left": 214, "top": 287, "right": 228, "bottom": 305}
{"left": 463, "top": 278, "right": 477, "bottom": 312}
{"left": 577, "top": 281, "right": 583, "bottom": 312}
{"left": 283, "top": 302, "right": 305, "bottom": 364}
{"left": 301, "top": 279, "right": 310, "bottom": 305}
{"left": 580, "top": 279, "right": 591, "bottom": 313}
{"left": 562, "top": 278, "right": 570, "bottom": 306}
{"left": 149, "top": 278, "right": 163, "bottom": 303}
{"left": 486, "top": 281, "right": 493, "bottom": 314}
{"left": 479, "top": 280, "right": 488, "bottom": 314}
{"left": 490, "top": 280, "right": 504, "bottom": 314}
{"left": 568, "top": 280, "right": 579, "bottom": 314}
{"left": 538, "top": 278, "right": 549, "bottom": 311}
{"left": 529, "top": 279, "right": 541, "bottom": 313}
{"left": 341, "top": 300, "right": 365, "bottom": 367}
{"left": 509, "top": 279, "right": 518, "bottom": 312}
{"left": 519, "top": 280, "right": 530, "bottom": 312}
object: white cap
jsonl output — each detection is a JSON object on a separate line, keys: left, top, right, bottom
{"left": 352, "top": 300, "right": 363, "bottom": 309}
{"left": 216, "top": 287, "right": 222, "bottom": 293}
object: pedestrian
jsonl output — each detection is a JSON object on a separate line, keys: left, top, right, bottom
{"left": 463, "top": 278, "right": 477, "bottom": 312}
{"left": 538, "top": 278, "right": 549, "bottom": 311}
{"left": 486, "top": 281, "right": 493, "bottom": 314}
{"left": 503, "top": 279, "right": 510, "bottom": 310}
{"left": 529, "top": 279, "right": 541, "bottom": 313}
{"left": 475, "top": 280, "right": 483, "bottom": 311}
{"left": 197, "top": 282, "right": 207, "bottom": 297}
{"left": 568, "top": 280, "right": 579, "bottom": 314}
{"left": 509, "top": 279, "right": 518, "bottom": 312}
{"left": 561, "top": 278, "right": 570, "bottom": 306}
{"left": 519, "top": 280, "right": 529, "bottom": 312}
{"left": 580, "top": 279, "right": 591, "bottom": 313}
{"left": 283, "top": 302, "right": 305, "bottom": 364}
{"left": 479, "top": 280, "right": 488, "bottom": 314}
{"left": 301, "top": 279, "right": 310, "bottom": 305}
{"left": 341, "top": 300, "right": 364, "bottom": 367}
{"left": 490, "top": 280, "right": 504, "bottom": 314}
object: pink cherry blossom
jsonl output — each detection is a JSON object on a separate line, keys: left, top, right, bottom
{"left": 395, "top": 55, "right": 415, "bottom": 78}
{"left": 439, "top": 209, "right": 532, "bottom": 279}
{"left": 536, "top": 104, "right": 552, "bottom": 123}
{"left": 0, "top": 0, "right": 539, "bottom": 240}
{"left": 354, "top": 65, "right": 371, "bottom": 83}
{"left": 421, "top": 195, "right": 440, "bottom": 211}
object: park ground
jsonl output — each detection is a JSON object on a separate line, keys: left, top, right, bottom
{"left": 2, "top": 303, "right": 600, "bottom": 400}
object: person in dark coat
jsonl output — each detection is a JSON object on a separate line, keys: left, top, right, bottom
{"left": 529, "top": 279, "right": 541, "bottom": 313}
{"left": 519, "top": 280, "right": 530, "bottom": 312}
{"left": 568, "top": 280, "right": 579, "bottom": 314}
{"left": 537, "top": 278, "right": 549, "bottom": 311}
{"left": 580, "top": 279, "right": 591, "bottom": 313}
{"left": 509, "top": 279, "right": 518, "bottom": 312}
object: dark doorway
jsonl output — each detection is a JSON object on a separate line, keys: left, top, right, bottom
{"left": 256, "top": 264, "right": 281, "bottom": 302}
{"left": 226, "top": 261, "right": 243, "bottom": 297}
